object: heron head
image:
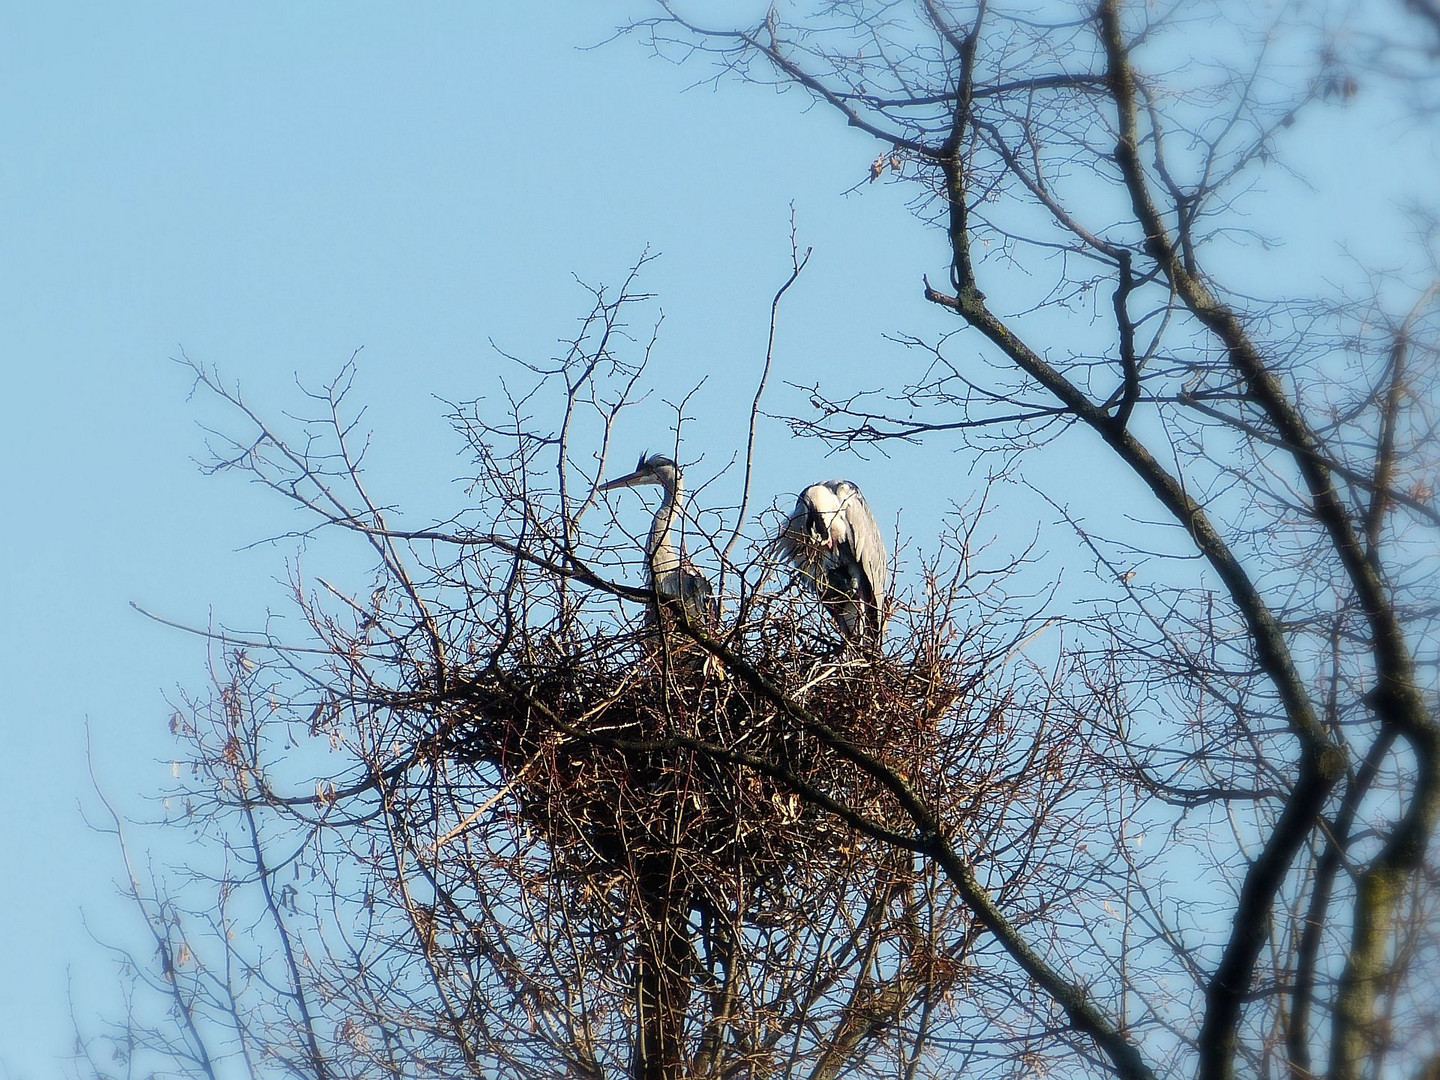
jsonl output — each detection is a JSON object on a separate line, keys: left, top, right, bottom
{"left": 799, "top": 483, "right": 847, "bottom": 549}
{"left": 600, "top": 452, "right": 680, "bottom": 493}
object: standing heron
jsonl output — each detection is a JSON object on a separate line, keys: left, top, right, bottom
{"left": 778, "top": 479, "right": 888, "bottom": 642}
{"left": 600, "top": 452, "right": 716, "bottom": 627}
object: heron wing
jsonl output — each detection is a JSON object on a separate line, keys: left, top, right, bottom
{"left": 776, "top": 498, "right": 810, "bottom": 565}
{"left": 831, "top": 481, "right": 888, "bottom": 619}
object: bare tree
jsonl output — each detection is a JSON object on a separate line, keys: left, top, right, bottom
{"left": 77, "top": 3, "right": 1440, "bottom": 1079}
{"left": 78, "top": 259, "right": 1127, "bottom": 1080}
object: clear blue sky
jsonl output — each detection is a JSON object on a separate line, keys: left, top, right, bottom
{"left": 0, "top": 4, "right": 1427, "bottom": 1076}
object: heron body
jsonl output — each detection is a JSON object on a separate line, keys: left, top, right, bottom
{"left": 779, "top": 479, "right": 888, "bottom": 642}
{"left": 600, "top": 453, "right": 717, "bottom": 627}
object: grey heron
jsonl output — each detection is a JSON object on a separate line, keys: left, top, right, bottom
{"left": 778, "top": 479, "right": 888, "bottom": 642}
{"left": 600, "top": 452, "right": 717, "bottom": 627}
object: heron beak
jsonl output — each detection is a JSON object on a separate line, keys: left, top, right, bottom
{"left": 807, "top": 521, "right": 837, "bottom": 551}
{"left": 600, "top": 451, "right": 652, "bottom": 492}
{"left": 600, "top": 468, "right": 646, "bottom": 492}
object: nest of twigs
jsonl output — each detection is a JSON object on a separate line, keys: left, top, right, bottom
{"left": 420, "top": 605, "right": 969, "bottom": 926}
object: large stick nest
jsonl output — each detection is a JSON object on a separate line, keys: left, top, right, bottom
{"left": 419, "top": 608, "right": 972, "bottom": 926}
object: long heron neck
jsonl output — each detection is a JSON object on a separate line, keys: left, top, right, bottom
{"left": 647, "top": 478, "right": 682, "bottom": 581}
